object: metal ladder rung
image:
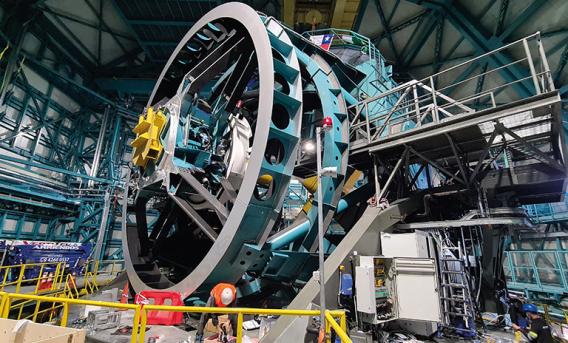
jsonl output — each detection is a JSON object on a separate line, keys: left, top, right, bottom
{"left": 447, "top": 312, "right": 474, "bottom": 317}
{"left": 441, "top": 283, "right": 467, "bottom": 288}
{"left": 440, "top": 297, "right": 467, "bottom": 302}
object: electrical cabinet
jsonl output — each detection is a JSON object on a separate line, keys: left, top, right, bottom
{"left": 354, "top": 256, "right": 441, "bottom": 325}
{"left": 380, "top": 232, "right": 432, "bottom": 258}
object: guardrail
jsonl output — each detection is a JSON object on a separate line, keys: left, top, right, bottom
{"left": 350, "top": 32, "right": 555, "bottom": 146}
{"left": 523, "top": 200, "right": 568, "bottom": 224}
{"left": 504, "top": 250, "right": 568, "bottom": 294}
{"left": 0, "top": 291, "right": 351, "bottom": 343}
{"left": 0, "top": 259, "right": 124, "bottom": 295}
{"left": 0, "top": 259, "right": 124, "bottom": 323}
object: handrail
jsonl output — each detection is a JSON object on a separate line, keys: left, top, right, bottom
{"left": 0, "top": 292, "right": 141, "bottom": 343}
{"left": 138, "top": 303, "right": 349, "bottom": 343}
{"left": 0, "top": 259, "right": 124, "bottom": 296}
{"left": 349, "top": 33, "right": 556, "bottom": 148}
{"left": 325, "top": 310, "right": 350, "bottom": 343}
{"left": 0, "top": 291, "right": 352, "bottom": 343}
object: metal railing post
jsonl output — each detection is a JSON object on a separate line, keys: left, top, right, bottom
{"left": 507, "top": 252, "right": 517, "bottom": 284}
{"left": 556, "top": 251, "right": 567, "bottom": 290}
{"left": 536, "top": 32, "right": 555, "bottom": 91}
{"left": 325, "top": 315, "right": 331, "bottom": 343}
{"left": 32, "top": 300, "right": 41, "bottom": 321}
{"left": 237, "top": 312, "right": 244, "bottom": 342}
{"left": 15, "top": 266, "right": 26, "bottom": 293}
{"left": 522, "top": 38, "right": 541, "bottom": 95}
{"left": 61, "top": 302, "right": 69, "bottom": 327}
{"left": 429, "top": 76, "right": 439, "bottom": 122}
{"left": 364, "top": 102, "right": 371, "bottom": 143}
{"left": 1, "top": 296, "right": 10, "bottom": 318}
{"left": 412, "top": 84, "right": 420, "bottom": 126}
{"left": 340, "top": 312, "right": 347, "bottom": 341}
{"left": 52, "top": 263, "right": 60, "bottom": 291}
{"left": 132, "top": 306, "right": 142, "bottom": 343}
{"left": 34, "top": 265, "right": 45, "bottom": 294}
{"left": 530, "top": 251, "right": 542, "bottom": 289}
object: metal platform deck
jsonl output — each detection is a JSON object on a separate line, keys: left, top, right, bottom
{"left": 348, "top": 33, "right": 566, "bottom": 205}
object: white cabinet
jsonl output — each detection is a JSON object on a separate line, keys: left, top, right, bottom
{"left": 393, "top": 258, "right": 441, "bottom": 322}
{"left": 380, "top": 232, "right": 432, "bottom": 258}
{"left": 354, "top": 256, "right": 441, "bottom": 325}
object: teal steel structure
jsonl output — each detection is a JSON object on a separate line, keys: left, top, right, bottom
{"left": 0, "top": 0, "right": 567, "bottom": 291}
{"left": 0, "top": 1, "right": 139, "bottom": 260}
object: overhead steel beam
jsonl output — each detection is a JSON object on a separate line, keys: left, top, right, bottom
{"left": 397, "top": 217, "right": 532, "bottom": 229}
{"left": 84, "top": 0, "right": 135, "bottom": 65}
{"left": 372, "top": 11, "right": 427, "bottom": 44}
{"left": 405, "top": 0, "right": 534, "bottom": 98}
{"left": 109, "top": 0, "right": 154, "bottom": 62}
{"left": 94, "top": 78, "right": 156, "bottom": 95}
{"left": 433, "top": 16, "right": 444, "bottom": 74}
{"left": 352, "top": 0, "right": 368, "bottom": 31}
{"left": 400, "top": 10, "right": 440, "bottom": 67}
{"left": 127, "top": 19, "right": 196, "bottom": 26}
{"left": 34, "top": 14, "right": 96, "bottom": 72}
{"left": 374, "top": 0, "right": 399, "bottom": 63}
{"left": 38, "top": 6, "right": 135, "bottom": 41}
{"left": 498, "top": 0, "right": 547, "bottom": 42}
{"left": 494, "top": 0, "right": 509, "bottom": 37}
{"left": 554, "top": 44, "right": 568, "bottom": 82}
{"left": 97, "top": 47, "right": 144, "bottom": 69}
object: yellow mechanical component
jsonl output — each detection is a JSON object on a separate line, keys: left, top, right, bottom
{"left": 302, "top": 175, "right": 318, "bottom": 193}
{"left": 302, "top": 198, "right": 313, "bottom": 213}
{"left": 342, "top": 170, "right": 362, "bottom": 194}
{"left": 131, "top": 108, "right": 166, "bottom": 168}
{"left": 257, "top": 174, "right": 273, "bottom": 186}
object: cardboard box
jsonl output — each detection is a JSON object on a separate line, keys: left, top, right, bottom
{"left": 0, "top": 318, "right": 86, "bottom": 343}
{"left": 204, "top": 315, "right": 232, "bottom": 335}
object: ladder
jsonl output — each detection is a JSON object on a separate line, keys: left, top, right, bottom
{"left": 437, "top": 237, "right": 476, "bottom": 336}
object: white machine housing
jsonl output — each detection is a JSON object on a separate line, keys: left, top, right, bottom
{"left": 354, "top": 255, "right": 441, "bottom": 326}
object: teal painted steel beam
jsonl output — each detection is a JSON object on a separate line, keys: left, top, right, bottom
{"left": 405, "top": 0, "right": 535, "bottom": 98}
{"left": 498, "top": 0, "right": 547, "bottom": 42}
{"left": 374, "top": 0, "right": 399, "bottom": 63}
{"left": 128, "top": 19, "right": 195, "bottom": 26}
{"left": 372, "top": 11, "right": 427, "bottom": 45}
{"left": 352, "top": 0, "right": 369, "bottom": 32}
{"left": 33, "top": 14, "right": 97, "bottom": 72}
{"left": 109, "top": 0, "right": 154, "bottom": 62}
{"left": 94, "top": 78, "right": 156, "bottom": 95}
{"left": 38, "top": 5, "right": 135, "bottom": 41}
{"left": 0, "top": 153, "right": 117, "bottom": 185}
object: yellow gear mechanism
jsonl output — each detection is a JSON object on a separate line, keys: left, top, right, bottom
{"left": 131, "top": 107, "right": 166, "bottom": 168}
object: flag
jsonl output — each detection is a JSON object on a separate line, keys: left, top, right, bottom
{"left": 320, "top": 34, "right": 333, "bottom": 51}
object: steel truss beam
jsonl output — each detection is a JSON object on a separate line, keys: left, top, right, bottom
{"left": 405, "top": 0, "right": 541, "bottom": 98}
